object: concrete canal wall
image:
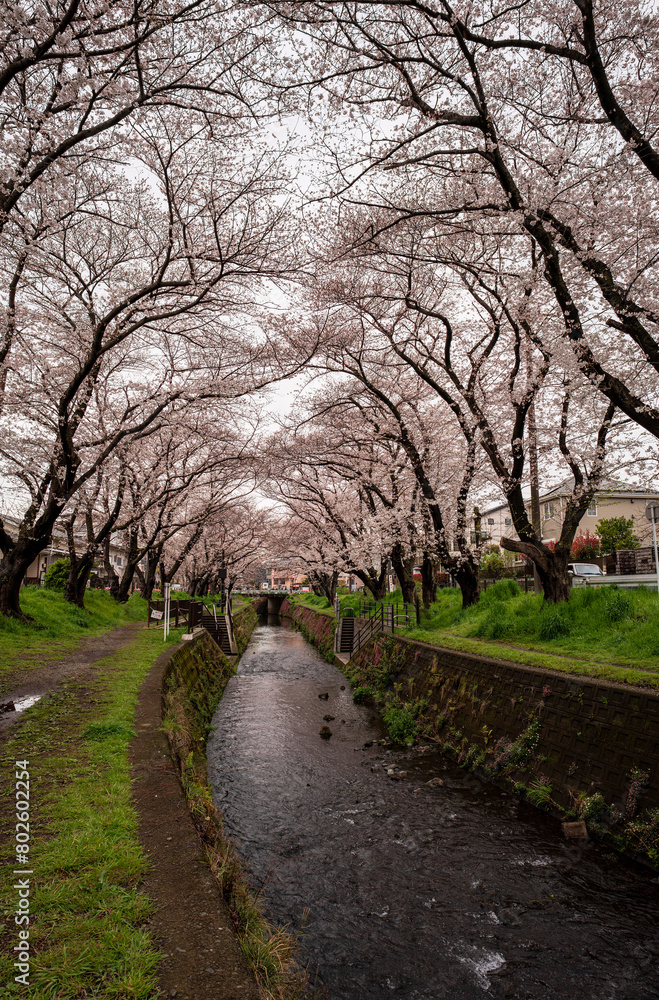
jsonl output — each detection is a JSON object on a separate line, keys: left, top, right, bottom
{"left": 266, "top": 597, "right": 336, "bottom": 661}
{"left": 281, "top": 601, "right": 659, "bottom": 856}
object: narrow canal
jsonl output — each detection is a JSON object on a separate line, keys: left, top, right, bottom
{"left": 206, "top": 617, "right": 659, "bottom": 999}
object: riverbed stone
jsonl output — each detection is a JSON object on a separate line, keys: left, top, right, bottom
{"left": 562, "top": 820, "right": 588, "bottom": 839}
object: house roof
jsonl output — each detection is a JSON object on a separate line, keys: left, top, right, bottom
{"left": 481, "top": 480, "right": 659, "bottom": 515}
{"left": 539, "top": 479, "right": 659, "bottom": 502}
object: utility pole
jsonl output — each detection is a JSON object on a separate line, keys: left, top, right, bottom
{"left": 645, "top": 502, "right": 659, "bottom": 595}
{"left": 528, "top": 400, "right": 543, "bottom": 595}
{"left": 219, "top": 549, "right": 227, "bottom": 609}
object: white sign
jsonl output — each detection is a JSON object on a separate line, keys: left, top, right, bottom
{"left": 150, "top": 609, "right": 164, "bottom": 620}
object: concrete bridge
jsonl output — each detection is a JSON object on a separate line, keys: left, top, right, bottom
{"left": 234, "top": 589, "right": 289, "bottom": 615}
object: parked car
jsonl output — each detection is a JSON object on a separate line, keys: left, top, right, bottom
{"left": 568, "top": 562, "right": 604, "bottom": 577}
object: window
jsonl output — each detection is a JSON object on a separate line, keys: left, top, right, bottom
{"left": 505, "top": 518, "right": 511, "bottom": 526}
{"left": 587, "top": 501, "right": 597, "bottom": 517}
{"left": 544, "top": 502, "right": 557, "bottom": 519}
{"left": 487, "top": 518, "right": 494, "bottom": 525}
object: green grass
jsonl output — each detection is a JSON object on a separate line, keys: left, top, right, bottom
{"left": 403, "top": 582, "right": 659, "bottom": 687}
{"left": 0, "top": 589, "right": 147, "bottom": 685}
{"left": 287, "top": 594, "right": 335, "bottom": 616}
{"left": 0, "top": 627, "right": 182, "bottom": 998}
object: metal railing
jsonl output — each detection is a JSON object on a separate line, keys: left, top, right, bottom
{"left": 334, "top": 599, "right": 418, "bottom": 658}
{"left": 356, "top": 599, "right": 417, "bottom": 628}
{"left": 147, "top": 598, "right": 204, "bottom": 630}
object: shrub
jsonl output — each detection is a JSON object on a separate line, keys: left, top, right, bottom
{"left": 480, "top": 552, "right": 507, "bottom": 580}
{"left": 352, "top": 685, "right": 375, "bottom": 704}
{"left": 479, "top": 578, "right": 521, "bottom": 604}
{"left": 597, "top": 516, "right": 639, "bottom": 555}
{"left": 383, "top": 704, "right": 417, "bottom": 743}
{"left": 571, "top": 531, "right": 601, "bottom": 559}
{"left": 43, "top": 558, "right": 70, "bottom": 591}
{"left": 578, "top": 792, "right": 608, "bottom": 822}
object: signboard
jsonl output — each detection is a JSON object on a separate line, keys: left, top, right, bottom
{"left": 150, "top": 609, "right": 164, "bottom": 620}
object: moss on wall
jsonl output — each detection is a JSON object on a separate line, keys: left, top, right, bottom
{"left": 345, "top": 632, "right": 659, "bottom": 868}
{"left": 161, "top": 608, "right": 309, "bottom": 998}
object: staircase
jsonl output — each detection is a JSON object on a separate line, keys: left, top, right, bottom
{"left": 201, "top": 612, "right": 236, "bottom": 655}
{"left": 337, "top": 616, "right": 355, "bottom": 653}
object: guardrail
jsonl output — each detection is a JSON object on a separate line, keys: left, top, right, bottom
{"left": 572, "top": 572, "right": 659, "bottom": 590}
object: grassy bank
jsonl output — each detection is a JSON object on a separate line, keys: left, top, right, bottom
{"left": 0, "top": 626, "right": 182, "bottom": 999}
{"left": 287, "top": 594, "right": 335, "bottom": 617}
{"left": 0, "top": 588, "right": 147, "bottom": 685}
{"left": 402, "top": 582, "right": 659, "bottom": 686}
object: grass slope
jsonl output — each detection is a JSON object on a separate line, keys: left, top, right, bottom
{"left": 403, "top": 582, "right": 659, "bottom": 687}
{"left": 0, "top": 589, "right": 147, "bottom": 684}
{"left": 0, "top": 626, "right": 182, "bottom": 999}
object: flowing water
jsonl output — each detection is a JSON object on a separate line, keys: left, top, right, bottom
{"left": 207, "top": 617, "right": 659, "bottom": 999}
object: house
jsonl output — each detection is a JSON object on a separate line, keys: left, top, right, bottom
{"left": 267, "top": 562, "right": 308, "bottom": 590}
{"left": 479, "top": 482, "right": 659, "bottom": 550}
{"left": 0, "top": 513, "right": 129, "bottom": 586}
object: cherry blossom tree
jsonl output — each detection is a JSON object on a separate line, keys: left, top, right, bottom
{"left": 268, "top": 1, "right": 659, "bottom": 440}
{"left": 305, "top": 218, "right": 620, "bottom": 601}
{"left": 0, "top": 134, "right": 295, "bottom": 617}
{"left": 0, "top": 0, "right": 275, "bottom": 233}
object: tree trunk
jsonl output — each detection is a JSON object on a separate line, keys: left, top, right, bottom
{"left": 421, "top": 552, "right": 437, "bottom": 609}
{"left": 454, "top": 563, "right": 480, "bottom": 608}
{"left": 390, "top": 541, "right": 416, "bottom": 605}
{"left": 501, "top": 536, "right": 574, "bottom": 604}
{"left": 312, "top": 570, "right": 338, "bottom": 604}
{"left": 535, "top": 546, "right": 571, "bottom": 603}
{"left": 65, "top": 551, "right": 95, "bottom": 608}
{"left": 354, "top": 565, "right": 388, "bottom": 601}
{"left": 140, "top": 552, "right": 160, "bottom": 602}
{"left": 0, "top": 534, "right": 51, "bottom": 618}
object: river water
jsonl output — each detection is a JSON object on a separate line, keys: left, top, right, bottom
{"left": 206, "top": 617, "right": 659, "bottom": 999}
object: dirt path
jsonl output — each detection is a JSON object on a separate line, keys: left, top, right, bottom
{"left": 0, "top": 624, "right": 137, "bottom": 736}
{"left": 130, "top": 644, "right": 260, "bottom": 1000}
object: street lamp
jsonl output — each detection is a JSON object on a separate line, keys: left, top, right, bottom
{"left": 645, "top": 502, "right": 659, "bottom": 594}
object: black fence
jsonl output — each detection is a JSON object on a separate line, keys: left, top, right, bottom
{"left": 147, "top": 599, "right": 204, "bottom": 629}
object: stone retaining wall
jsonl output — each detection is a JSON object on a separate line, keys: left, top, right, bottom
{"left": 282, "top": 603, "right": 658, "bottom": 856}
{"left": 278, "top": 598, "right": 336, "bottom": 661}
{"left": 349, "top": 632, "right": 659, "bottom": 816}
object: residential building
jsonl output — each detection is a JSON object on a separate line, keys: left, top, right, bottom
{"left": 0, "top": 513, "right": 129, "bottom": 586}
{"left": 479, "top": 482, "right": 659, "bottom": 550}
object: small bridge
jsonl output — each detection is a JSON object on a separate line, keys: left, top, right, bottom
{"left": 234, "top": 589, "right": 290, "bottom": 614}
